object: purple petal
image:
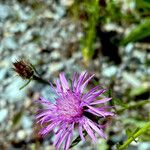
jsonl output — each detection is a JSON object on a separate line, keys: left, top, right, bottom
{"left": 97, "top": 111, "right": 114, "bottom": 116}
{"left": 87, "top": 119, "right": 107, "bottom": 139}
{"left": 56, "top": 130, "right": 70, "bottom": 150}
{"left": 64, "top": 124, "right": 74, "bottom": 150}
{"left": 35, "top": 97, "right": 52, "bottom": 106}
{"left": 50, "top": 82, "right": 58, "bottom": 93}
{"left": 83, "top": 121, "right": 97, "bottom": 142}
{"left": 85, "top": 109, "right": 101, "bottom": 117}
{"left": 82, "top": 85, "right": 101, "bottom": 100}
{"left": 55, "top": 79, "right": 63, "bottom": 93}
{"left": 59, "top": 73, "right": 69, "bottom": 92}
{"left": 86, "top": 108, "right": 114, "bottom": 117}
{"left": 76, "top": 72, "right": 88, "bottom": 93}
{"left": 37, "top": 116, "right": 59, "bottom": 125}
{"left": 54, "top": 126, "right": 67, "bottom": 146}
{"left": 86, "top": 105, "right": 107, "bottom": 117}
{"left": 64, "top": 132, "right": 72, "bottom": 150}
{"left": 90, "top": 98, "right": 112, "bottom": 105}
{"left": 55, "top": 123, "right": 67, "bottom": 134}
{"left": 36, "top": 110, "right": 52, "bottom": 119}
{"left": 40, "top": 121, "right": 59, "bottom": 136}
{"left": 98, "top": 124, "right": 107, "bottom": 129}
{"left": 81, "top": 89, "right": 106, "bottom": 106}
{"left": 37, "top": 116, "right": 53, "bottom": 125}
{"left": 80, "top": 74, "right": 95, "bottom": 93}
{"left": 78, "top": 124, "right": 85, "bottom": 141}
{"left": 72, "top": 73, "right": 78, "bottom": 91}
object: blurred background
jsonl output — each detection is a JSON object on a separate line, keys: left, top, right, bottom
{"left": 0, "top": 0, "right": 150, "bottom": 149}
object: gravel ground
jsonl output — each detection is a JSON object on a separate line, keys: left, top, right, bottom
{"left": 0, "top": 0, "right": 150, "bottom": 150}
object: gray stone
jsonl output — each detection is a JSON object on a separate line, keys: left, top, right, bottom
{"left": 10, "top": 22, "right": 27, "bottom": 33}
{"left": 60, "top": 0, "right": 74, "bottom": 7}
{"left": 51, "top": 41, "right": 61, "bottom": 49}
{"left": 2, "top": 37, "right": 18, "bottom": 50}
{"left": 55, "top": 5, "right": 65, "bottom": 20}
{"left": 48, "top": 62, "right": 65, "bottom": 74}
{"left": 133, "top": 50, "right": 145, "bottom": 63}
{"left": 22, "top": 115, "right": 32, "bottom": 129}
{"left": 0, "top": 108, "right": 8, "bottom": 123}
{"left": 0, "top": 68, "right": 7, "bottom": 81}
{"left": 41, "top": 86, "right": 57, "bottom": 104}
{"left": 102, "top": 66, "right": 117, "bottom": 77}
{"left": 123, "top": 72, "right": 141, "bottom": 87}
{"left": 3, "top": 78, "right": 29, "bottom": 103}
{"left": 0, "top": 5, "right": 11, "bottom": 20}
{"left": 17, "top": 130, "right": 26, "bottom": 140}
{"left": 138, "top": 142, "right": 150, "bottom": 150}
{"left": 50, "top": 51, "right": 61, "bottom": 60}
{"left": 125, "top": 43, "right": 134, "bottom": 54}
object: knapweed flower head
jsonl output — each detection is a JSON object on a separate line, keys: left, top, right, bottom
{"left": 36, "top": 72, "right": 114, "bottom": 150}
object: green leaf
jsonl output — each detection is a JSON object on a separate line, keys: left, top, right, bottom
{"left": 12, "top": 110, "right": 24, "bottom": 128}
{"left": 19, "top": 78, "right": 32, "bottom": 90}
{"left": 81, "top": 0, "right": 100, "bottom": 62}
{"left": 126, "top": 129, "right": 132, "bottom": 138}
{"left": 130, "top": 85, "right": 149, "bottom": 97}
{"left": 121, "top": 18, "right": 150, "bottom": 45}
{"left": 113, "top": 98, "right": 128, "bottom": 107}
{"left": 136, "top": 0, "right": 150, "bottom": 9}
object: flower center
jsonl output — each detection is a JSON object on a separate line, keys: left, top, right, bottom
{"left": 56, "top": 91, "right": 83, "bottom": 121}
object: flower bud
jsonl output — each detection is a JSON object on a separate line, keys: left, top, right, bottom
{"left": 13, "top": 59, "right": 34, "bottom": 79}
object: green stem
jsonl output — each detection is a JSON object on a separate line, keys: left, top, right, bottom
{"left": 70, "top": 131, "right": 87, "bottom": 148}
{"left": 117, "top": 99, "right": 150, "bottom": 114}
{"left": 118, "top": 121, "right": 150, "bottom": 150}
{"left": 33, "top": 75, "right": 50, "bottom": 85}
{"left": 30, "top": 64, "right": 41, "bottom": 76}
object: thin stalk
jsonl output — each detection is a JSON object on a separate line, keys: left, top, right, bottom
{"left": 118, "top": 121, "right": 150, "bottom": 150}
{"left": 117, "top": 99, "right": 150, "bottom": 114}
{"left": 70, "top": 131, "right": 87, "bottom": 148}
{"left": 19, "top": 78, "right": 32, "bottom": 90}
{"left": 32, "top": 75, "right": 50, "bottom": 85}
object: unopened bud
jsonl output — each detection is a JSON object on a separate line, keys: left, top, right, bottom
{"left": 13, "top": 59, "right": 34, "bottom": 79}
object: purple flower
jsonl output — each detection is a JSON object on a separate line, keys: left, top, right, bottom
{"left": 36, "top": 72, "right": 114, "bottom": 150}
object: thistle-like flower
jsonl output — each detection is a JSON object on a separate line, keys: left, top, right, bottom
{"left": 36, "top": 72, "right": 114, "bottom": 150}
